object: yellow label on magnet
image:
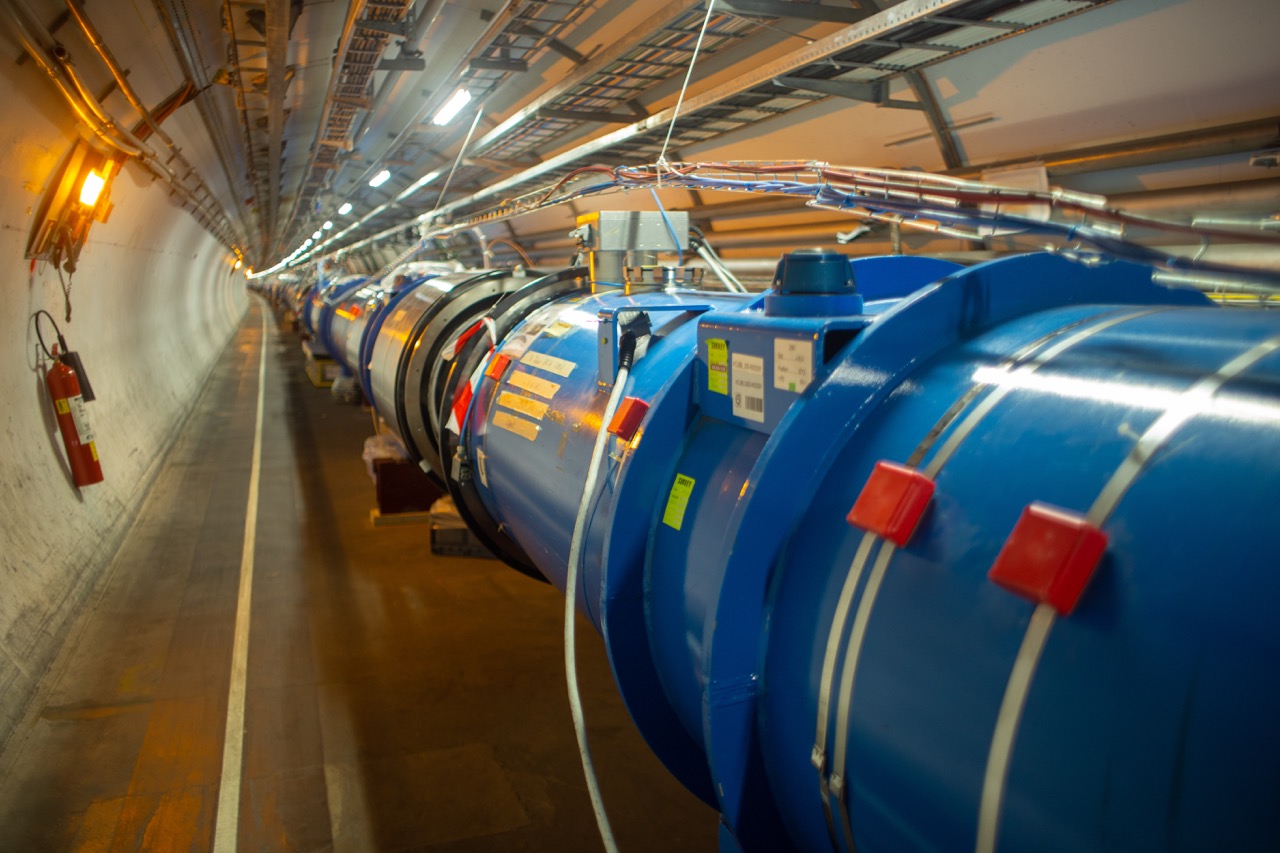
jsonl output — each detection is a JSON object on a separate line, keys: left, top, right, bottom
{"left": 707, "top": 339, "right": 728, "bottom": 395}
{"left": 56, "top": 398, "right": 70, "bottom": 415}
{"left": 492, "top": 411, "right": 541, "bottom": 441}
{"left": 543, "top": 320, "right": 575, "bottom": 339}
{"left": 507, "top": 371, "right": 561, "bottom": 400}
{"left": 497, "top": 391, "right": 550, "bottom": 421}
{"left": 662, "top": 474, "right": 696, "bottom": 531}
{"left": 521, "top": 351, "right": 576, "bottom": 377}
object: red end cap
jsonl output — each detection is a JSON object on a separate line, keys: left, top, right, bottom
{"left": 484, "top": 353, "right": 511, "bottom": 381}
{"left": 846, "top": 461, "right": 935, "bottom": 546}
{"left": 607, "top": 396, "right": 649, "bottom": 441}
{"left": 988, "top": 502, "right": 1108, "bottom": 615}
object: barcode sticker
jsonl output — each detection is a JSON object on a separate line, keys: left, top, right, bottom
{"left": 731, "top": 354, "right": 765, "bottom": 422}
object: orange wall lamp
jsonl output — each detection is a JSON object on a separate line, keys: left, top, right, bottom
{"left": 26, "top": 138, "right": 120, "bottom": 273}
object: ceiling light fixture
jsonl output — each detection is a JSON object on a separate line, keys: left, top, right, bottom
{"left": 338, "top": 202, "right": 353, "bottom": 215}
{"left": 312, "top": 230, "right": 322, "bottom": 239}
{"left": 396, "top": 169, "right": 442, "bottom": 201}
{"left": 432, "top": 88, "right": 472, "bottom": 126}
{"left": 323, "top": 220, "right": 333, "bottom": 230}
{"left": 369, "top": 169, "right": 391, "bottom": 188}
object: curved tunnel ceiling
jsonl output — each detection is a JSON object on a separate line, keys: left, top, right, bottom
{"left": 8, "top": 0, "right": 1278, "bottom": 272}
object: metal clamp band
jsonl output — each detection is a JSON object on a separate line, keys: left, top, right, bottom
{"left": 813, "top": 308, "right": 1161, "bottom": 853}
{"left": 975, "top": 332, "right": 1280, "bottom": 853}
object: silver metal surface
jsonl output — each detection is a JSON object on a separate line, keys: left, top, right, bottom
{"left": 402, "top": 270, "right": 533, "bottom": 472}
{"left": 367, "top": 275, "right": 461, "bottom": 450}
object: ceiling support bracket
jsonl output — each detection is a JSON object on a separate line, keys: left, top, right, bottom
{"left": 773, "top": 75, "right": 924, "bottom": 110}
{"left": 720, "top": 0, "right": 876, "bottom": 25}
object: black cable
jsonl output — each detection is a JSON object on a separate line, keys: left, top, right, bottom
{"left": 32, "top": 309, "right": 68, "bottom": 361}
{"left": 56, "top": 263, "right": 74, "bottom": 322}
{"left": 617, "top": 331, "right": 637, "bottom": 372}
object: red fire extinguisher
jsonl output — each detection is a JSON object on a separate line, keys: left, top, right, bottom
{"left": 37, "top": 311, "right": 103, "bottom": 487}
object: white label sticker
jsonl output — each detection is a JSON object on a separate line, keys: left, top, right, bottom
{"left": 773, "top": 338, "right": 814, "bottom": 393}
{"left": 521, "top": 351, "right": 576, "bottom": 377}
{"left": 731, "top": 353, "right": 765, "bottom": 422}
{"left": 492, "top": 411, "right": 540, "bottom": 441}
{"left": 507, "top": 371, "right": 561, "bottom": 400}
{"left": 497, "top": 391, "right": 550, "bottom": 421}
{"left": 69, "top": 396, "right": 95, "bottom": 444}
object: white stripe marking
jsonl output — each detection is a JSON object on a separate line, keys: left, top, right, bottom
{"left": 212, "top": 307, "right": 268, "bottom": 852}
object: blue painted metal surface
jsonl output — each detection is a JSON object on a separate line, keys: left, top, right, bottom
{"left": 310, "top": 273, "right": 367, "bottom": 358}
{"left": 430, "top": 250, "right": 1280, "bottom": 851}
{"left": 340, "top": 264, "right": 458, "bottom": 392}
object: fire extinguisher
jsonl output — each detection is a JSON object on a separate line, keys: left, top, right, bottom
{"left": 36, "top": 310, "right": 103, "bottom": 487}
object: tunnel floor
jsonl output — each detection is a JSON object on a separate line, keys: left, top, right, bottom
{"left": 0, "top": 300, "right": 715, "bottom": 851}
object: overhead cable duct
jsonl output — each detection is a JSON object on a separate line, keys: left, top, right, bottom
{"left": 4, "top": 7, "right": 140, "bottom": 156}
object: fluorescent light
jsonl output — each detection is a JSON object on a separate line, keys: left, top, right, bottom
{"left": 323, "top": 220, "right": 333, "bottom": 230}
{"left": 338, "top": 202, "right": 353, "bottom": 215}
{"left": 312, "top": 230, "right": 322, "bottom": 239}
{"left": 369, "top": 169, "right": 391, "bottom": 188}
{"left": 395, "top": 169, "right": 442, "bottom": 201}
{"left": 79, "top": 170, "right": 106, "bottom": 207}
{"left": 432, "top": 88, "right": 472, "bottom": 126}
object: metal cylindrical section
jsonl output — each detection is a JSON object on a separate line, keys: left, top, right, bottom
{"left": 378, "top": 245, "right": 1280, "bottom": 852}
{"left": 365, "top": 268, "right": 536, "bottom": 466}
{"left": 315, "top": 274, "right": 368, "bottom": 362}
{"left": 759, "top": 303, "right": 1280, "bottom": 852}
{"left": 460, "top": 288, "right": 754, "bottom": 602}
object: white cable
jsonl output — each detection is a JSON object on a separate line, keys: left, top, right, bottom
{"left": 430, "top": 106, "right": 486, "bottom": 221}
{"left": 657, "top": 0, "right": 717, "bottom": 171}
{"left": 695, "top": 242, "right": 748, "bottom": 293}
{"left": 564, "top": 357, "right": 633, "bottom": 853}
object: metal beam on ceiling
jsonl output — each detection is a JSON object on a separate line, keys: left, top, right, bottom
{"left": 470, "top": 0, "right": 703, "bottom": 155}
{"left": 265, "top": 0, "right": 289, "bottom": 246}
{"left": 719, "top": 0, "right": 878, "bottom": 25}
{"left": 772, "top": 75, "right": 924, "bottom": 110}
{"left": 903, "top": 68, "right": 963, "bottom": 168}
{"left": 537, "top": 106, "right": 647, "bottom": 123}
{"left": 336, "top": 0, "right": 601, "bottom": 200}
{"left": 316, "top": 0, "right": 1123, "bottom": 258}
{"left": 433, "top": 0, "right": 1013, "bottom": 219}
{"left": 282, "top": 0, "right": 415, "bottom": 254}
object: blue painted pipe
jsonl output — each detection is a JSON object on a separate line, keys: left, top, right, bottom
{"left": 421, "top": 251, "right": 1280, "bottom": 850}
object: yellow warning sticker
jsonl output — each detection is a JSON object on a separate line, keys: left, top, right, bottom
{"left": 492, "top": 411, "right": 540, "bottom": 441}
{"left": 497, "top": 391, "right": 550, "bottom": 421}
{"left": 55, "top": 398, "right": 70, "bottom": 415}
{"left": 543, "top": 320, "right": 575, "bottom": 338}
{"left": 662, "top": 473, "right": 696, "bottom": 531}
{"left": 90, "top": 442, "right": 98, "bottom": 462}
{"left": 507, "top": 371, "right": 561, "bottom": 400}
{"left": 521, "top": 351, "right": 576, "bottom": 377}
{"left": 707, "top": 339, "right": 728, "bottom": 395}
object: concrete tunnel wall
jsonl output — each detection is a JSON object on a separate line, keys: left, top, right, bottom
{"left": 0, "top": 58, "right": 247, "bottom": 749}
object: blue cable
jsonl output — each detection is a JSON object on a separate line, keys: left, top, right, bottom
{"left": 649, "top": 187, "right": 684, "bottom": 265}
